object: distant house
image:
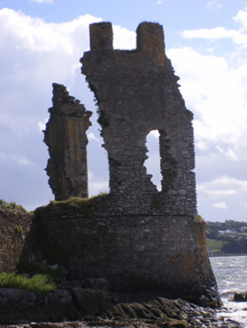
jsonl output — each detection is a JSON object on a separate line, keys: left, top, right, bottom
{"left": 219, "top": 229, "right": 237, "bottom": 235}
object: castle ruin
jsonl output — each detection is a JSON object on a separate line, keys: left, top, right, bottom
{"left": 35, "top": 22, "right": 219, "bottom": 306}
{"left": 81, "top": 22, "right": 196, "bottom": 215}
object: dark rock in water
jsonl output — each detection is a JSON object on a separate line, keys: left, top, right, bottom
{"left": 231, "top": 291, "right": 247, "bottom": 302}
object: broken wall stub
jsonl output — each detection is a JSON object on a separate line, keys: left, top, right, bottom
{"left": 81, "top": 22, "right": 196, "bottom": 216}
{"left": 0, "top": 207, "right": 33, "bottom": 273}
{"left": 44, "top": 83, "right": 92, "bottom": 201}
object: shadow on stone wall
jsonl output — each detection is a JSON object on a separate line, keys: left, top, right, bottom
{"left": 0, "top": 201, "right": 33, "bottom": 273}
{"left": 18, "top": 196, "right": 220, "bottom": 308}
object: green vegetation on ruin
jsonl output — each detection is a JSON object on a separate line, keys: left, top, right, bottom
{"left": 194, "top": 215, "right": 204, "bottom": 222}
{"left": 0, "top": 199, "right": 27, "bottom": 215}
{"left": 0, "top": 272, "right": 57, "bottom": 296}
{"left": 48, "top": 192, "right": 108, "bottom": 207}
{"left": 44, "top": 193, "right": 109, "bottom": 219}
{"left": 14, "top": 224, "right": 24, "bottom": 235}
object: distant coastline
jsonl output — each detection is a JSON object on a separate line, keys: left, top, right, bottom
{"left": 209, "top": 252, "right": 247, "bottom": 257}
{"left": 206, "top": 220, "right": 247, "bottom": 256}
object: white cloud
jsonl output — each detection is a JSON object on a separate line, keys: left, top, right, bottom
{"left": 206, "top": 0, "right": 223, "bottom": 11}
{"left": 149, "top": 130, "right": 160, "bottom": 139}
{"left": 113, "top": 25, "right": 135, "bottom": 49}
{"left": 234, "top": 7, "right": 247, "bottom": 32}
{"left": 167, "top": 46, "right": 247, "bottom": 159}
{"left": 88, "top": 132, "right": 100, "bottom": 143}
{"left": 18, "top": 157, "right": 33, "bottom": 165}
{"left": 0, "top": 9, "right": 103, "bottom": 135}
{"left": 197, "top": 176, "right": 247, "bottom": 200}
{"left": 0, "top": 10, "right": 100, "bottom": 54}
{"left": 30, "top": 0, "right": 53, "bottom": 3}
{"left": 37, "top": 118, "right": 48, "bottom": 133}
{"left": 0, "top": 152, "right": 32, "bottom": 166}
{"left": 216, "top": 146, "right": 239, "bottom": 161}
{"left": 198, "top": 184, "right": 237, "bottom": 199}
{"left": 0, "top": 8, "right": 138, "bottom": 208}
{"left": 181, "top": 7, "right": 247, "bottom": 47}
{"left": 0, "top": 8, "right": 104, "bottom": 208}
{"left": 206, "top": 190, "right": 237, "bottom": 197}
{"left": 213, "top": 202, "right": 227, "bottom": 209}
{"left": 88, "top": 172, "right": 109, "bottom": 196}
{"left": 216, "top": 176, "right": 247, "bottom": 189}
{"left": 182, "top": 27, "right": 247, "bottom": 46}
{"left": 170, "top": 9, "right": 247, "bottom": 192}
{"left": 196, "top": 141, "right": 208, "bottom": 151}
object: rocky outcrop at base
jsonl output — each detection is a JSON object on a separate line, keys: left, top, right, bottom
{"left": 231, "top": 292, "right": 247, "bottom": 302}
{"left": 0, "top": 287, "right": 243, "bottom": 327}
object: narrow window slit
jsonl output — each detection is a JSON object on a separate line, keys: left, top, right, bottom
{"left": 144, "top": 130, "right": 162, "bottom": 191}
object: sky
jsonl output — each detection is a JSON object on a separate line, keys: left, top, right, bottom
{"left": 0, "top": 0, "right": 247, "bottom": 222}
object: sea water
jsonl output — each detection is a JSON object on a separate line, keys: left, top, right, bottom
{"left": 210, "top": 255, "right": 247, "bottom": 325}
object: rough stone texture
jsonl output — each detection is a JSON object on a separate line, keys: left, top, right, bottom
{"left": 22, "top": 198, "right": 220, "bottom": 307}
{"left": 0, "top": 288, "right": 37, "bottom": 309}
{"left": 0, "top": 206, "right": 33, "bottom": 272}
{"left": 0, "top": 288, "right": 242, "bottom": 327}
{"left": 81, "top": 22, "right": 196, "bottom": 215}
{"left": 44, "top": 83, "right": 92, "bottom": 201}
{"left": 20, "top": 22, "right": 220, "bottom": 309}
{"left": 0, "top": 288, "right": 40, "bottom": 324}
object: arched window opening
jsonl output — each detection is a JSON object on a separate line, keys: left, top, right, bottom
{"left": 144, "top": 130, "right": 162, "bottom": 191}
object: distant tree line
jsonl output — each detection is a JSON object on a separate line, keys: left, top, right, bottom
{"left": 206, "top": 220, "right": 247, "bottom": 254}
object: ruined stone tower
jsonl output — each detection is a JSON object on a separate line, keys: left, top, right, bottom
{"left": 44, "top": 83, "right": 92, "bottom": 200}
{"left": 26, "top": 22, "right": 220, "bottom": 307}
{"left": 81, "top": 22, "right": 196, "bottom": 215}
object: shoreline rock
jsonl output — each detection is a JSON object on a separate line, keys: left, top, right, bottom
{"left": 231, "top": 292, "right": 247, "bottom": 302}
{"left": 0, "top": 287, "right": 243, "bottom": 327}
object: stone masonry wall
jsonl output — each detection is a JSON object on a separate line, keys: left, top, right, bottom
{"left": 0, "top": 205, "right": 33, "bottom": 272}
{"left": 25, "top": 198, "right": 220, "bottom": 306}
{"left": 20, "top": 22, "right": 220, "bottom": 308}
{"left": 44, "top": 83, "right": 92, "bottom": 201}
{"left": 81, "top": 22, "right": 196, "bottom": 216}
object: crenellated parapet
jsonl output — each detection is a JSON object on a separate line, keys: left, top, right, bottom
{"left": 88, "top": 22, "right": 165, "bottom": 67}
